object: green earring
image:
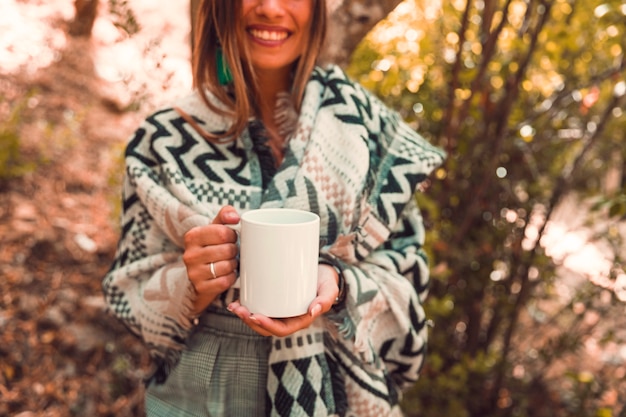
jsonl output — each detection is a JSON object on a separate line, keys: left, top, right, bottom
{"left": 216, "top": 48, "right": 233, "bottom": 86}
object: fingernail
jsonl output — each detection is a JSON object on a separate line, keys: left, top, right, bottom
{"left": 226, "top": 304, "right": 234, "bottom": 312}
{"left": 310, "top": 304, "right": 322, "bottom": 318}
{"left": 249, "top": 314, "right": 259, "bottom": 323}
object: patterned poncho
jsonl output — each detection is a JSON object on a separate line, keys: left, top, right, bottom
{"left": 103, "top": 65, "right": 446, "bottom": 416}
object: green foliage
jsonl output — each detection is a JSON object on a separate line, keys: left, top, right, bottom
{"left": 349, "top": 0, "right": 626, "bottom": 416}
{"left": 109, "top": 354, "right": 135, "bottom": 399}
{"left": 105, "top": 141, "right": 127, "bottom": 229}
{"left": 593, "top": 192, "right": 626, "bottom": 220}
{"left": 0, "top": 94, "right": 37, "bottom": 183}
{"left": 0, "top": 90, "right": 92, "bottom": 189}
{"left": 107, "top": 0, "right": 141, "bottom": 37}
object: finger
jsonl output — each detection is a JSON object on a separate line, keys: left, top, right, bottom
{"left": 183, "top": 242, "right": 238, "bottom": 271}
{"left": 227, "top": 302, "right": 273, "bottom": 336}
{"left": 315, "top": 281, "right": 338, "bottom": 307}
{"left": 228, "top": 302, "right": 320, "bottom": 337}
{"left": 227, "top": 300, "right": 243, "bottom": 313}
{"left": 208, "top": 259, "right": 239, "bottom": 279}
{"left": 210, "top": 261, "right": 217, "bottom": 279}
{"left": 313, "top": 265, "right": 340, "bottom": 311}
{"left": 245, "top": 317, "right": 274, "bottom": 337}
{"left": 193, "top": 272, "right": 237, "bottom": 294}
{"left": 185, "top": 224, "right": 239, "bottom": 248}
{"left": 249, "top": 314, "right": 315, "bottom": 338}
{"left": 212, "top": 205, "right": 240, "bottom": 226}
{"left": 184, "top": 205, "right": 240, "bottom": 248}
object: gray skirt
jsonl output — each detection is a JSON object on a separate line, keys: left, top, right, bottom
{"left": 145, "top": 307, "right": 272, "bottom": 417}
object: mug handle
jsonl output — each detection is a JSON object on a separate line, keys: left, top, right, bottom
{"left": 225, "top": 223, "right": 241, "bottom": 232}
{"left": 225, "top": 223, "right": 241, "bottom": 289}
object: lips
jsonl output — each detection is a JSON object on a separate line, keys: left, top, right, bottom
{"left": 248, "top": 27, "right": 290, "bottom": 42}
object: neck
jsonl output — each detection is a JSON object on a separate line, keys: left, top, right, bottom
{"left": 254, "top": 67, "right": 293, "bottom": 115}
{"left": 252, "top": 67, "right": 296, "bottom": 166}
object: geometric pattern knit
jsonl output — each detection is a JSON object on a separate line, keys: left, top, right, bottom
{"left": 102, "top": 64, "right": 446, "bottom": 416}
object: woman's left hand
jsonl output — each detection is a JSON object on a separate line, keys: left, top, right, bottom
{"left": 227, "top": 264, "right": 340, "bottom": 337}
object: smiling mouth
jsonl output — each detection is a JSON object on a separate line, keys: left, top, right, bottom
{"left": 248, "top": 28, "right": 289, "bottom": 41}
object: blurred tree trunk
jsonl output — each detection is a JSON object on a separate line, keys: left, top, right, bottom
{"left": 69, "top": 0, "right": 99, "bottom": 38}
{"left": 320, "top": 0, "right": 403, "bottom": 67}
{"left": 188, "top": 0, "right": 403, "bottom": 67}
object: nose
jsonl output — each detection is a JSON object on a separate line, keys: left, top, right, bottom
{"left": 256, "top": 0, "right": 286, "bottom": 17}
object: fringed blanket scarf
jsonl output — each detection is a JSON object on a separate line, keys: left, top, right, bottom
{"left": 103, "top": 65, "right": 445, "bottom": 416}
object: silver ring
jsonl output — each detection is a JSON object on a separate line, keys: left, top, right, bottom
{"left": 210, "top": 262, "right": 217, "bottom": 279}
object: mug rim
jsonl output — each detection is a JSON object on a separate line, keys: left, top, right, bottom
{"left": 241, "top": 208, "right": 320, "bottom": 226}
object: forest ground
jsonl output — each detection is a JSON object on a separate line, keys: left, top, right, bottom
{"left": 0, "top": 34, "right": 152, "bottom": 416}
{"left": 1, "top": 2, "right": 191, "bottom": 414}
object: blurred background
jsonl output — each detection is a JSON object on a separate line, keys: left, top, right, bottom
{"left": 1, "top": 0, "right": 625, "bottom": 416}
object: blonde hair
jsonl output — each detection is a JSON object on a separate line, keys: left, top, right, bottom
{"left": 192, "top": 0, "right": 327, "bottom": 140}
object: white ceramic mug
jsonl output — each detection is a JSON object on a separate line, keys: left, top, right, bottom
{"left": 234, "top": 208, "right": 320, "bottom": 318}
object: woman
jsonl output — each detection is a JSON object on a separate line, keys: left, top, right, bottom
{"left": 102, "top": 0, "right": 446, "bottom": 416}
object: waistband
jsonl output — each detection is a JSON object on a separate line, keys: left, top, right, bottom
{"left": 199, "top": 305, "right": 266, "bottom": 339}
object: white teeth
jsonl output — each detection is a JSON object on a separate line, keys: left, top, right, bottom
{"left": 249, "top": 29, "right": 288, "bottom": 41}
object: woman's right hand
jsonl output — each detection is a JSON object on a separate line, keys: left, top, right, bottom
{"left": 183, "top": 205, "right": 240, "bottom": 316}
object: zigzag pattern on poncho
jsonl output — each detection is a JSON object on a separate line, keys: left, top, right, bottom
{"left": 103, "top": 65, "right": 446, "bottom": 416}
